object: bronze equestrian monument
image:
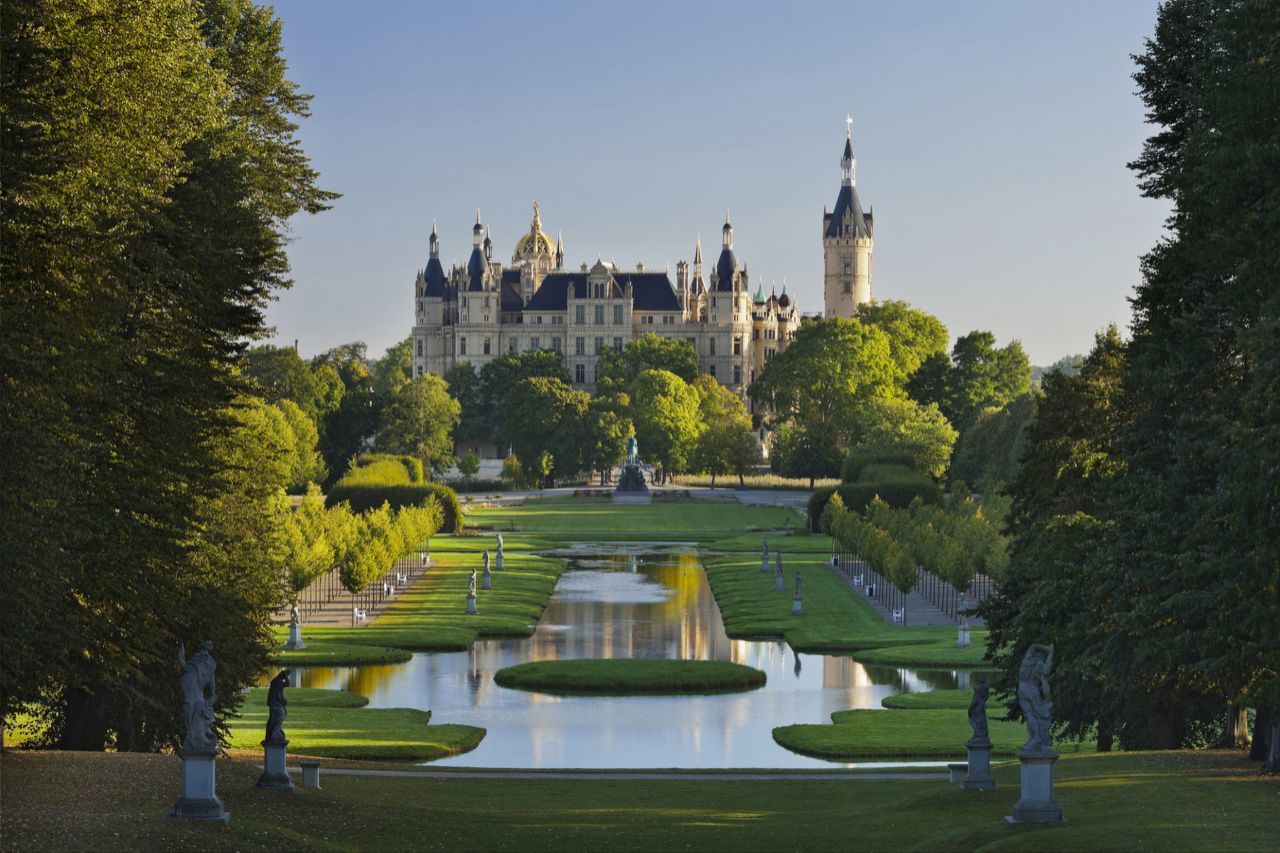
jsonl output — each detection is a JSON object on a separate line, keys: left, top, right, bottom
{"left": 613, "top": 436, "right": 651, "bottom": 504}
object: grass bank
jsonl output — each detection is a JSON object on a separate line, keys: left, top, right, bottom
{"left": 465, "top": 496, "right": 802, "bottom": 537}
{"left": 273, "top": 536, "right": 565, "bottom": 665}
{"left": 3, "top": 750, "right": 1276, "bottom": 851}
{"left": 703, "top": 551, "right": 989, "bottom": 664}
{"left": 880, "top": 689, "right": 970, "bottom": 710}
{"left": 773, "top": 708, "right": 1093, "bottom": 760}
{"left": 227, "top": 687, "right": 483, "bottom": 762}
{"left": 493, "top": 659, "right": 766, "bottom": 695}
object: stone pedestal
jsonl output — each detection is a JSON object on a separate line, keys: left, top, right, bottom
{"left": 1006, "top": 749, "right": 1063, "bottom": 823}
{"left": 495, "top": 551, "right": 504, "bottom": 571}
{"left": 169, "top": 751, "right": 229, "bottom": 822}
{"left": 962, "top": 736, "right": 996, "bottom": 791}
{"left": 956, "top": 621, "right": 972, "bottom": 649}
{"left": 792, "top": 596, "right": 803, "bottom": 615}
{"left": 300, "top": 760, "right": 322, "bottom": 789}
{"left": 256, "top": 740, "right": 293, "bottom": 791}
{"left": 465, "top": 593, "right": 478, "bottom": 615}
{"left": 482, "top": 567, "right": 492, "bottom": 590}
{"left": 284, "top": 623, "right": 306, "bottom": 651}
{"left": 761, "top": 554, "right": 770, "bottom": 573}
{"left": 948, "top": 762, "right": 968, "bottom": 783}
{"left": 774, "top": 575, "right": 785, "bottom": 593}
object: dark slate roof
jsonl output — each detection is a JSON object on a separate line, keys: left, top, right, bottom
{"left": 423, "top": 257, "right": 447, "bottom": 297}
{"left": 467, "top": 246, "right": 485, "bottom": 291}
{"left": 523, "top": 271, "right": 680, "bottom": 312}
{"left": 714, "top": 246, "right": 737, "bottom": 291}
{"left": 501, "top": 270, "right": 523, "bottom": 311}
{"left": 825, "top": 185, "right": 873, "bottom": 239}
{"left": 615, "top": 272, "right": 681, "bottom": 311}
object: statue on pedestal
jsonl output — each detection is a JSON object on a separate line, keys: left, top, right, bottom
{"left": 264, "top": 669, "right": 289, "bottom": 746}
{"left": 968, "top": 675, "right": 990, "bottom": 742}
{"left": 626, "top": 436, "right": 638, "bottom": 466}
{"left": 177, "top": 640, "right": 218, "bottom": 754}
{"left": 1018, "top": 643, "right": 1055, "bottom": 753}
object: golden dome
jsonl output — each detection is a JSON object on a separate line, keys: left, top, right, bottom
{"left": 513, "top": 201, "right": 556, "bottom": 260}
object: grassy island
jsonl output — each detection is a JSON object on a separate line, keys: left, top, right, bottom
{"left": 493, "top": 659, "right": 767, "bottom": 695}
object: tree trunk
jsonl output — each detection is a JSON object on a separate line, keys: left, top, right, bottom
{"left": 1266, "top": 718, "right": 1280, "bottom": 774}
{"left": 808, "top": 475, "right": 814, "bottom": 489}
{"left": 738, "top": 471, "right": 745, "bottom": 487}
{"left": 710, "top": 472, "right": 716, "bottom": 488}
{"left": 1096, "top": 718, "right": 1114, "bottom": 753}
{"left": 1251, "top": 708, "right": 1273, "bottom": 762}
{"left": 1217, "top": 704, "right": 1251, "bottom": 749}
{"left": 57, "top": 686, "right": 109, "bottom": 751}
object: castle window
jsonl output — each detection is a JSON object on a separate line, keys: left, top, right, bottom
{"left": 575, "top": 364, "right": 585, "bottom": 383}
{"left": 483, "top": 314, "right": 489, "bottom": 323}
{"left": 531, "top": 336, "right": 540, "bottom": 350}
{"left": 595, "top": 305, "right": 605, "bottom": 324}
{"left": 733, "top": 337, "right": 742, "bottom": 356}
{"left": 417, "top": 365, "right": 423, "bottom": 376}
{"left": 709, "top": 364, "right": 717, "bottom": 378}
{"left": 576, "top": 305, "right": 585, "bottom": 324}
{"left": 460, "top": 337, "right": 467, "bottom": 355}
{"left": 613, "top": 337, "right": 622, "bottom": 350}
{"left": 509, "top": 338, "right": 517, "bottom": 353}
{"left": 595, "top": 337, "right": 604, "bottom": 354}
{"left": 843, "top": 281, "right": 852, "bottom": 294}
{"left": 575, "top": 337, "right": 585, "bottom": 356}
{"left": 687, "top": 337, "right": 696, "bottom": 351}
{"left": 733, "top": 365, "right": 742, "bottom": 385}
{"left": 613, "top": 305, "right": 623, "bottom": 325}
{"left": 709, "top": 338, "right": 716, "bottom": 356}
{"left": 417, "top": 340, "right": 423, "bottom": 356}
{"left": 844, "top": 261, "right": 852, "bottom": 276}
{"left": 552, "top": 337, "right": 562, "bottom": 353}
{"left": 753, "top": 328, "right": 759, "bottom": 340}
{"left": 536, "top": 315, "right": 543, "bottom": 324}
{"left": 483, "top": 338, "right": 491, "bottom": 355}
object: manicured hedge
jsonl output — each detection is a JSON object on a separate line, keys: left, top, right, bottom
{"left": 344, "top": 454, "right": 424, "bottom": 485}
{"left": 326, "top": 483, "right": 463, "bottom": 533}
{"left": 842, "top": 448, "right": 921, "bottom": 483}
{"left": 806, "top": 479, "right": 943, "bottom": 532}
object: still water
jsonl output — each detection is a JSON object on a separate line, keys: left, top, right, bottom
{"left": 296, "top": 545, "right": 968, "bottom": 768}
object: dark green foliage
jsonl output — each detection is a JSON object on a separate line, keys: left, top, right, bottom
{"left": 493, "top": 659, "right": 766, "bottom": 696}
{"left": 244, "top": 343, "right": 344, "bottom": 423}
{"left": 947, "top": 391, "right": 1038, "bottom": 489}
{"left": 907, "top": 331, "right": 1031, "bottom": 429}
{"left": 312, "top": 344, "right": 378, "bottom": 478}
{"left": 0, "top": 0, "right": 334, "bottom": 750}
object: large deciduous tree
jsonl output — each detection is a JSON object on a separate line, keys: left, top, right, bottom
{"left": 690, "top": 375, "right": 755, "bottom": 487}
{"left": 596, "top": 333, "right": 698, "bottom": 392}
{"left": 908, "top": 331, "right": 1031, "bottom": 430}
{"left": 848, "top": 396, "right": 957, "bottom": 479}
{"left": 855, "top": 300, "right": 949, "bottom": 386}
{"left": 0, "top": 0, "right": 334, "bottom": 749}
{"left": 377, "top": 374, "right": 461, "bottom": 473}
{"left": 500, "top": 376, "right": 589, "bottom": 486}
{"left": 630, "top": 369, "right": 701, "bottom": 483}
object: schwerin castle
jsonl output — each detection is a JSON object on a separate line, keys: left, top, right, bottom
{"left": 410, "top": 129, "right": 874, "bottom": 399}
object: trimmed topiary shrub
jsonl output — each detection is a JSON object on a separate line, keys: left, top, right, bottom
{"left": 326, "top": 483, "right": 463, "bottom": 533}
{"left": 347, "top": 453, "right": 424, "bottom": 484}
{"left": 841, "top": 447, "right": 922, "bottom": 483}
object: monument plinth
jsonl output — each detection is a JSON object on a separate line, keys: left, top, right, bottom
{"left": 613, "top": 436, "right": 651, "bottom": 504}
{"left": 170, "top": 640, "right": 230, "bottom": 822}
{"left": 256, "top": 669, "right": 293, "bottom": 791}
{"left": 1005, "top": 643, "right": 1064, "bottom": 823}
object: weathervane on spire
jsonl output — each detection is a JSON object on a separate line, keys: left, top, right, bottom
{"left": 846, "top": 114, "right": 853, "bottom": 136}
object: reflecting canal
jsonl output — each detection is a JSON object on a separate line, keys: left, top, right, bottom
{"left": 295, "top": 545, "right": 970, "bottom": 768}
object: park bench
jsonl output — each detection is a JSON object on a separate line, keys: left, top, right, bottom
{"left": 891, "top": 608, "right": 904, "bottom": 624}
{"left": 352, "top": 607, "right": 367, "bottom": 623}
{"left": 853, "top": 574, "right": 864, "bottom": 587}
{"left": 396, "top": 572, "right": 408, "bottom": 585}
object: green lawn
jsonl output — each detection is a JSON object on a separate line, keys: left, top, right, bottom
{"left": 703, "top": 551, "right": 990, "bottom": 665}
{"left": 774, "top": 708, "right": 1093, "bottom": 759}
{"left": 465, "top": 496, "right": 802, "bottom": 536}
{"left": 273, "top": 538, "right": 565, "bottom": 665}
{"left": 881, "top": 689, "right": 971, "bottom": 710}
{"left": 227, "top": 687, "right": 483, "bottom": 762}
{"left": 493, "top": 659, "right": 766, "bottom": 695}
{"left": 3, "top": 749, "right": 1276, "bottom": 851}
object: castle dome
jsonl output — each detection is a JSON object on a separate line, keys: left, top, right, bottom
{"left": 513, "top": 200, "right": 556, "bottom": 260}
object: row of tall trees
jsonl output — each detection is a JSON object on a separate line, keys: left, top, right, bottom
{"left": 983, "top": 0, "right": 1279, "bottom": 765}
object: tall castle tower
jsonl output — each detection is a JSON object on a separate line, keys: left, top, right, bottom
{"left": 823, "top": 120, "right": 874, "bottom": 318}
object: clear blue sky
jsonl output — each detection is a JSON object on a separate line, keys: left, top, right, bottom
{"left": 265, "top": 0, "right": 1167, "bottom": 366}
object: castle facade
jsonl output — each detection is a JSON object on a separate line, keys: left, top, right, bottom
{"left": 409, "top": 129, "right": 872, "bottom": 393}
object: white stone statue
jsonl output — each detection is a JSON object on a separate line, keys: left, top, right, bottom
{"left": 177, "top": 640, "right": 218, "bottom": 754}
{"left": 1018, "top": 644, "right": 1055, "bottom": 753}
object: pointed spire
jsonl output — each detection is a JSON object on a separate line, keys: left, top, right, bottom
{"left": 722, "top": 211, "right": 733, "bottom": 249}
{"left": 694, "top": 237, "right": 703, "bottom": 266}
{"left": 841, "top": 117, "right": 855, "bottom": 187}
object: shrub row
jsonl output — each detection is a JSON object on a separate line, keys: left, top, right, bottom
{"left": 326, "top": 483, "right": 463, "bottom": 533}
{"left": 806, "top": 479, "right": 943, "bottom": 532}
